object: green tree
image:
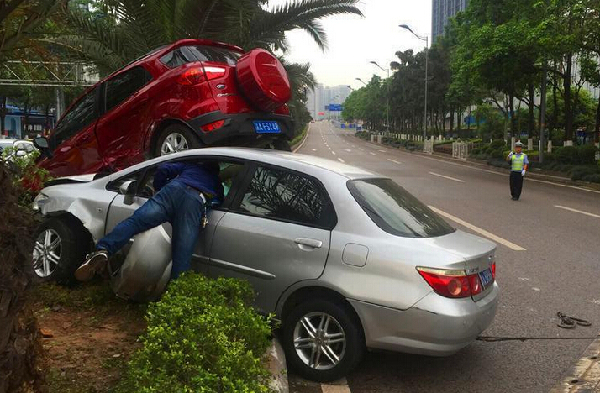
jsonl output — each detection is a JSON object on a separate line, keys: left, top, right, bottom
{"left": 0, "top": 0, "right": 60, "bottom": 58}
{"left": 451, "top": 0, "right": 542, "bottom": 138}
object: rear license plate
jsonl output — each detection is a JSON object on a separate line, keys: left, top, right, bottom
{"left": 253, "top": 121, "right": 281, "bottom": 134}
{"left": 478, "top": 268, "right": 494, "bottom": 289}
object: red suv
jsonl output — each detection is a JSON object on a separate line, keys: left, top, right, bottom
{"left": 34, "top": 39, "right": 293, "bottom": 177}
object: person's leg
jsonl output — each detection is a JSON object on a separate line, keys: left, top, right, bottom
{"left": 510, "top": 172, "right": 517, "bottom": 198}
{"left": 97, "top": 184, "right": 176, "bottom": 255}
{"left": 76, "top": 182, "right": 179, "bottom": 281}
{"left": 515, "top": 173, "right": 524, "bottom": 200}
{"left": 170, "top": 188, "right": 205, "bottom": 279}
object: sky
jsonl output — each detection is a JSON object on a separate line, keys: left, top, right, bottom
{"left": 269, "top": 0, "right": 432, "bottom": 89}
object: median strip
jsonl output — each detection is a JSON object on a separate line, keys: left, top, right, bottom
{"left": 429, "top": 206, "right": 526, "bottom": 251}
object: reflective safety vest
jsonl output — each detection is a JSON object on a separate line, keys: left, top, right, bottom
{"left": 511, "top": 154, "right": 526, "bottom": 171}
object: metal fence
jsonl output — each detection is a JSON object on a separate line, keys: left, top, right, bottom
{"left": 452, "top": 142, "right": 472, "bottom": 160}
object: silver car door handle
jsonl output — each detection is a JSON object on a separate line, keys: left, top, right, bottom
{"left": 295, "top": 238, "right": 323, "bottom": 249}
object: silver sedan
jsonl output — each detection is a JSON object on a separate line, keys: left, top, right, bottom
{"left": 31, "top": 147, "right": 499, "bottom": 382}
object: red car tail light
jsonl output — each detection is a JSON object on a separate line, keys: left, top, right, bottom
{"left": 178, "top": 67, "right": 205, "bottom": 85}
{"left": 178, "top": 65, "right": 226, "bottom": 86}
{"left": 491, "top": 262, "right": 496, "bottom": 280}
{"left": 203, "top": 66, "right": 226, "bottom": 80}
{"left": 417, "top": 267, "right": 483, "bottom": 298}
{"left": 201, "top": 120, "right": 225, "bottom": 133}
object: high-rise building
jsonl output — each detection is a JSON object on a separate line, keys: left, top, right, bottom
{"left": 432, "top": 0, "right": 469, "bottom": 43}
{"left": 306, "top": 85, "right": 352, "bottom": 120}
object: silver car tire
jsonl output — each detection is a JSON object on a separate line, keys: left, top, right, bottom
{"left": 283, "top": 299, "right": 365, "bottom": 382}
{"left": 32, "top": 217, "right": 91, "bottom": 286}
{"left": 154, "top": 124, "right": 201, "bottom": 157}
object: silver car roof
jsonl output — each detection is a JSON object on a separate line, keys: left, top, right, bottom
{"left": 110, "top": 147, "right": 378, "bottom": 181}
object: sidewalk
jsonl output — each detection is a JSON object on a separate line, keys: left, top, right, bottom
{"left": 550, "top": 333, "right": 600, "bottom": 392}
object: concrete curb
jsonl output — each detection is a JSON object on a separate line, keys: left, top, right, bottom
{"left": 291, "top": 125, "right": 311, "bottom": 153}
{"left": 268, "top": 337, "right": 289, "bottom": 393}
{"left": 550, "top": 333, "right": 600, "bottom": 392}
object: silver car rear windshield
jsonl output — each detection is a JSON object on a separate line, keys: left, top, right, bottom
{"left": 347, "top": 178, "right": 455, "bottom": 238}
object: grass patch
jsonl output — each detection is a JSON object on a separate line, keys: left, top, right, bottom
{"left": 290, "top": 125, "right": 308, "bottom": 147}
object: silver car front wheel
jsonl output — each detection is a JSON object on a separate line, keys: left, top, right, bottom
{"left": 33, "top": 228, "right": 62, "bottom": 278}
{"left": 32, "top": 217, "right": 92, "bottom": 285}
{"left": 293, "top": 312, "right": 346, "bottom": 370}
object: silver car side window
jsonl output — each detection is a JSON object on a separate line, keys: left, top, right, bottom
{"left": 237, "top": 166, "right": 330, "bottom": 227}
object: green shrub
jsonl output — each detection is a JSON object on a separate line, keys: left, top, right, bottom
{"left": 490, "top": 139, "right": 507, "bottom": 150}
{"left": 570, "top": 165, "right": 600, "bottom": 181}
{"left": 118, "top": 273, "right": 273, "bottom": 393}
{"left": 582, "top": 174, "right": 600, "bottom": 183}
{"left": 553, "top": 145, "right": 598, "bottom": 165}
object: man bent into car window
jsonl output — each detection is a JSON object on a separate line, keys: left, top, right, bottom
{"left": 75, "top": 161, "right": 224, "bottom": 281}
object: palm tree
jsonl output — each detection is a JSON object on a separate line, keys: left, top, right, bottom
{"left": 51, "top": 0, "right": 362, "bottom": 74}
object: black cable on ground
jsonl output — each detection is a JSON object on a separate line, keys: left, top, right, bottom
{"left": 477, "top": 336, "right": 599, "bottom": 343}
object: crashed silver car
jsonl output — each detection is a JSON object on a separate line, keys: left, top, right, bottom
{"left": 31, "top": 147, "right": 499, "bottom": 382}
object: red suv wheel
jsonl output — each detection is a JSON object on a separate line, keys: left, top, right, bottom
{"left": 236, "top": 49, "right": 291, "bottom": 112}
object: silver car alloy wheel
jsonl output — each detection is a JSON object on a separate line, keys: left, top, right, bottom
{"left": 33, "top": 228, "right": 62, "bottom": 278}
{"left": 293, "top": 312, "right": 346, "bottom": 370}
{"left": 160, "top": 133, "right": 189, "bottom": 155}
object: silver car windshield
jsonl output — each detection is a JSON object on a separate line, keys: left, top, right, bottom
{"left": 348, "top": 178, "right": 455, "bottom": 238}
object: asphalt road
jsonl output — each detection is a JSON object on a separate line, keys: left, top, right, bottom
{"left": 291, "top": 121, "right": 600, "bottom": 393}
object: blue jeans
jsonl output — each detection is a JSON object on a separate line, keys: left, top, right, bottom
{"left": 97, "top": 179, "right": 206, "bottom": 279}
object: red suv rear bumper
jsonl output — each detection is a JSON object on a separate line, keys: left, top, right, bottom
{"left": 187, "top": 111, "right": 294, "bottom": 146}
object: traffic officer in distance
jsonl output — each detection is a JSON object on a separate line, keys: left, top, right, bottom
{"left": 507, "top": 141, "right": 529, "bottom": 201}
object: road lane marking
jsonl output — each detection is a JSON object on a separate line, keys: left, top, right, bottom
{"left": 370, "top": 152, "right": 377, "bottom": 156}
{"left": 378, "top": 149, "right": 387, "bottom": 153}
{"left": 345, "top": 149, "right": 352, "bottom": 152}
{"left": 312, "top": 149, "right": 317, "bottom": 151}
{"left": 429, "top": 172, "right": 464, "bottom": 183}
{"left": 321, "top": 379, "right": 351, "bottom": 393}
{"left": 429, "top": 206, "right": 526, "bottom": 251}
{"left": 555, "top": 205, "right": 600, "bottom": 218}
{"left": 338, "top": 158, "right": 345, "bottom": 163}
{"left": 387, "top": 159, "right": 403, "bottom": 165}
{"left": 332, "top": 151, "right": 336, "bottom": 155}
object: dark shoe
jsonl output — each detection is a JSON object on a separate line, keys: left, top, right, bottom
{"left": 75, "top": 250, "right": 109, "bottom": 281}
{"left": 511, "top": 197, "right": 517, "bottom": 201}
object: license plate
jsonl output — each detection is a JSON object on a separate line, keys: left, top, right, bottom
{"left": 478, "top": 268, "right": 494, "bottom": 289}
{"left": 253, "top": 121, "right": 281, "bottom": 134}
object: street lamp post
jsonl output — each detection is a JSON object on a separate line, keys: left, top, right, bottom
{"left": 399, "top": 24, "right": 429, "bottom": 142}
{"left": 370, "top": 61, "right": 390, "bottom": 132}
{"left": 355, "top": 77, "right": 367, "bottom": 86}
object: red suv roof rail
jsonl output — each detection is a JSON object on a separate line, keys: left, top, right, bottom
{"left": 160, "top": 39, "right": 245, "bottom": 56}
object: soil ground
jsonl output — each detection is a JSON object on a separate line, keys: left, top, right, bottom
{"left": 30, "top": 280, "right": 147, "bottom": 393}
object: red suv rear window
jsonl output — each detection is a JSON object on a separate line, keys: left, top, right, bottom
{"left": 160, "top": 45, "right": 241, "bottom": 68}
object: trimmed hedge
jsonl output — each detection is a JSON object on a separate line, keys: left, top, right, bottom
{"left": 552, "top": 145, "right": 598, "bottom": 165}
{"left": 117, "top": 273, "right": 273, "bottom": 393}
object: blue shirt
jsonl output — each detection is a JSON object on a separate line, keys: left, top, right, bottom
{"left": 153, "top": 163, "right": 224, "bottom": 201}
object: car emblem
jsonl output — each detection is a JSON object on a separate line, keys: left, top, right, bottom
{"left": 216, "top": 84, "right": 226, "bottom": 90}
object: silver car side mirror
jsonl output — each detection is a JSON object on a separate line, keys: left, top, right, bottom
{"left": 119, "top": 180, "right": 136, "bottom": 206}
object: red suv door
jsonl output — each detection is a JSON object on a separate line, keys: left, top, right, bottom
{"left": 41, "top": 86, "right": 102, "bottom": 177}
{"left": 95, "top": 66, "right": 154, "bottom": 170}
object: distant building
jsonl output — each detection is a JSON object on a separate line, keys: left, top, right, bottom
{"left": 306, "top": 85, "right": 352, "bottom": 120}
{"left": 432, "top": 0, "right": 469, "bottom": 43}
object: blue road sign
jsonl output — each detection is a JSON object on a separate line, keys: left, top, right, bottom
{"left": 328, "top": 104, "right": 343, "bottom": 112}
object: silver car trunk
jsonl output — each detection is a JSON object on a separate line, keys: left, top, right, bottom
{"left": 431, "top": 230, "right": 497, "bottom": 300}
